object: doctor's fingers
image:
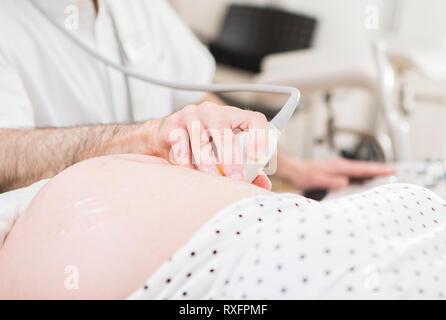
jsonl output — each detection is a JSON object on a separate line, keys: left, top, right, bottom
{"left": 168, "top": 128, "right": 194, "bottom": 169}
{"left": 206, "top": 128, "right": 244, "bottom": 180}
{"left": 308, "top": 172, "right": 349, "bottom": 191}
{"left": 185, "top": 119, "right": 222, "bottom": 177}
{"left": 163, "top": 104, "right": 216, "bottom": 172}
{"left": 252, "top": 171, "right": 272, "bottom": 190}
{"left": 226, "top": 109, "right": 270, "bottom": 163}
{"left": 246, "top": 113, "right": 270, "bottom": 163}
{"left": 324, "top": 158, "right": 396, "bottom": 177}
{"left": 203, "top": 105, "right": 271, "bottom": 165}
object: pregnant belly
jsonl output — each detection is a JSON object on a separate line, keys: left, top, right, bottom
{"left": 0, "top": 154, "right": 269, "bottom": 299}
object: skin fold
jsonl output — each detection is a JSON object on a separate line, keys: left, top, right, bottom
{"left": 0, "top": 154, "right": 270, "bottom": 299}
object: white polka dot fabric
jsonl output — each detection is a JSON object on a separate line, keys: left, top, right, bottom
{"left": 129, "top": 184, "right": 446, "bottom": 300}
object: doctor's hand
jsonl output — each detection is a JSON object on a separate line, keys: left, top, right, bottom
{"left": 147, "top": 102, "right": 272, "bottom": 190}
{"left": 275, "top": 152, "right": 396, "bottom": 191}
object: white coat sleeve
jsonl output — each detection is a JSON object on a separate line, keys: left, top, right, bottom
{"left": 156, "top": 0, "right": 216, "bottom": 109}
{"left": 0, "top": 48, "right": 35, "bottom": 128}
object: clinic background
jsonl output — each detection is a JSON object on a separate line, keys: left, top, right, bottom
{"left": 168, "top": 0, "right": 446, "bottom": 194}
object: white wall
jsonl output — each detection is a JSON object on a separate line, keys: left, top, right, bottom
{"left": 395, "top": 0, "right": 446, "bottom": 37}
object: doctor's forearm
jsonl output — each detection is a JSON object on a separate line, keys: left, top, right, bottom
{"left": 0, "top": 122, "right": 160, "bottom": 192}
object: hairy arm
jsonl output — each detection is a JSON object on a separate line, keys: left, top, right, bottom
{"left": 0, "top": 121, "right": 161, "bottom": 192}
{"left": 0, "top": 96, "right": 275, "bottom": 193}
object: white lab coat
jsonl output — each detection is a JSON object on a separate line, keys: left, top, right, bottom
{"left": 0, "top": 0, "right": 215, "bottom": 128}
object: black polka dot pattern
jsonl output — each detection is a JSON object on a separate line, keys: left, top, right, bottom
{"left": 130, "top": 184, "right": 446, "bottom": 300}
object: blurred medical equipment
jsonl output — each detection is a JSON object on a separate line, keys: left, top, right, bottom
{"left": 30, "top": 0, "right": 301, "bottom": 183}
{"left": 190, "top": 1, "right": 412, "bottom": 163}
{"left": 384, "top": 0, "right": 446, "bottom": 116}
{"left": 209, "top": 4, "right": 317, "bottom": 73}
{"left": 322, "top": 0, "right": 446, "bottom": 200}
{"left": 255, "top": 21, "right": 412, "bottom": 163}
